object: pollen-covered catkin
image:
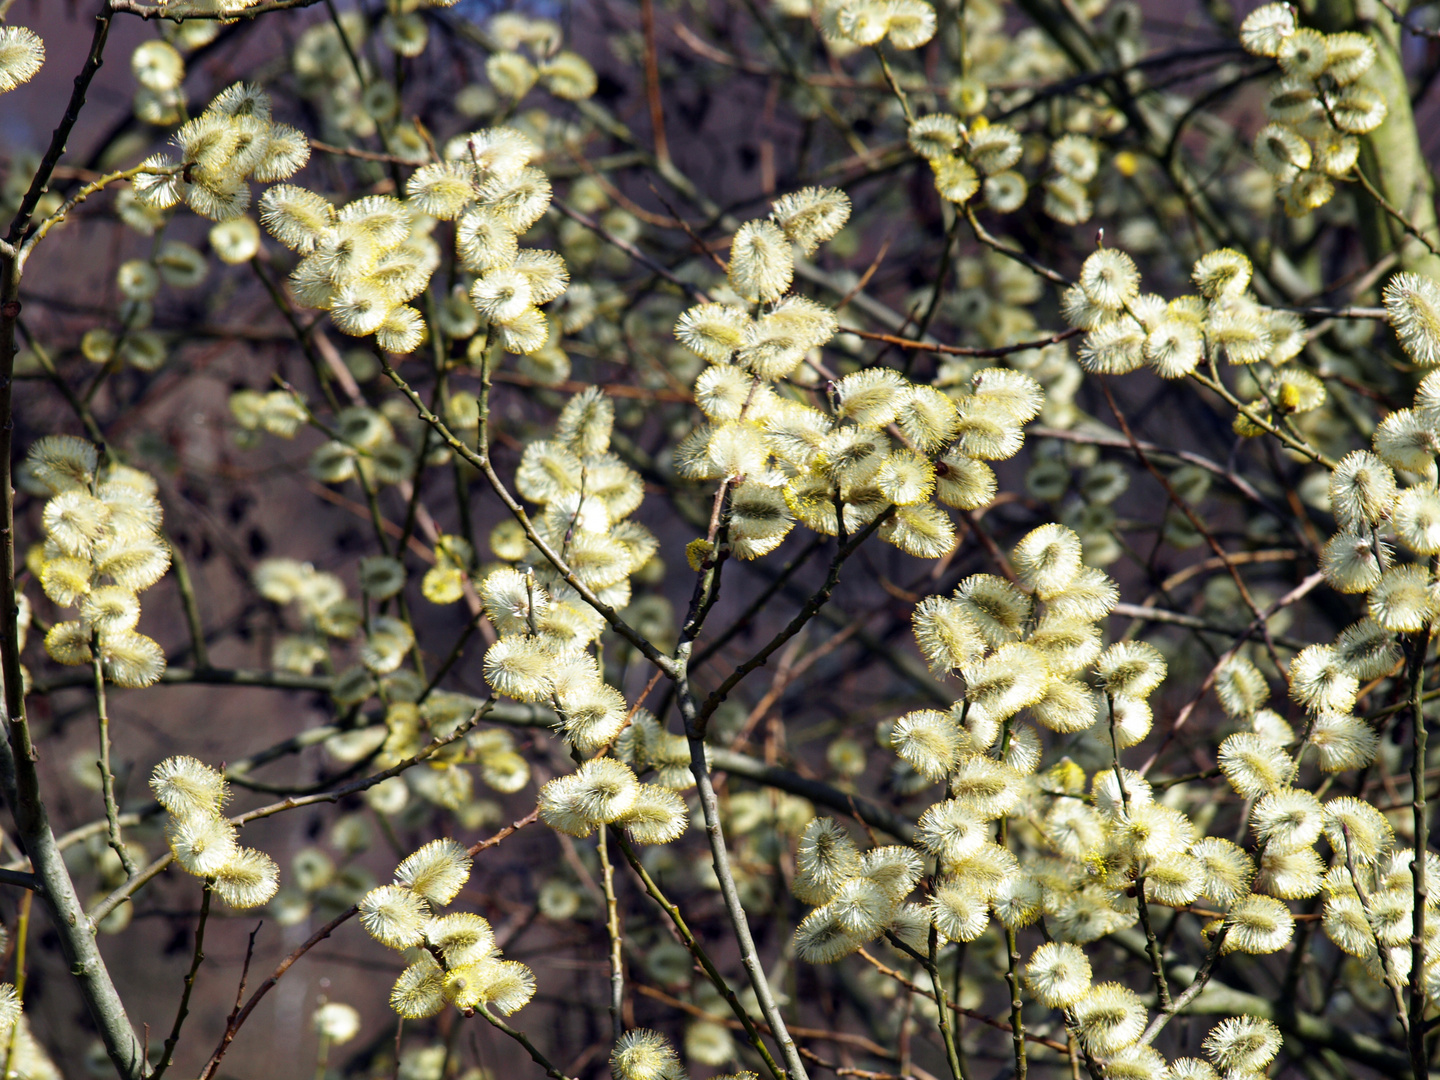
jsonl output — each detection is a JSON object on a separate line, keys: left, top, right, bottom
{"left": 150, "top": 756, "right": 278, "bottom": 908}
{"left": 33, "top": 438, "right": 169, "bottom": 689}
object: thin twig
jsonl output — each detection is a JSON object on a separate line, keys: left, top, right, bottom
{"left": 0, "top": 6, "right": 146, "bottom": 1075}
{"left": 198, "top": 811, "right": 537, "bottom": 1080}
{"left": 110, "top": 0, "right": 324, "bottom": 16}
{"left": 380, "top": 352, "right": 675, "bottom": 675}
{"left": 476, "top": 1004, "right": 576, "bottom": 1080}
{"left": 151, "top": 881, "right": 212, "bottom": 1079}
{"left": 1407, "top": 630, "right": 1429, "bottom": 1079}
{"left": 850, "top": 327, "right": 1081, "bottom": 357}
{"left": 596, "top": 826, "right": 624, "bottom": 1041}
{"left": 854, "top": 949, "right": 1068, "bottom": 1053}
{"left": 609, "top": 828, "right": 786, "bottom": 1080}
{"left": 89, "top": 709, "right": 495, "bottom": 926}
{"left": 1098, "top": 379, "right": 1283, "bottom": 674}
{"left": 1, "top": 890, "right": 32, "bottom": 1080}
{"left": 1140, "top": 572, "right": 1325, "bottom": 775}
{"left": 92, "top": 635, "right": 139, "bottom": 878}
{"left": 1352, "top": 166, "right": 1440, "bottom": 259}
{"left": 639, "top": 0, "right": 671, "bottom": 166}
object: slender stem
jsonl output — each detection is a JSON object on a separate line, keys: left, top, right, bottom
{"left": 90, "top": 708, "right": 492, "bottom": 926}
{"left": 1408, "top": 629, "right": 1429, "bottom": 1080}
{"left": 322, "top": 0, "right": 368, "bottom": 91}
{"left": 151, "top": 881, "right": 212, "bottom": 1080}
{"left": 379, "top": 355, "right": 672, "bottom": 674}
{"left": 313, "top": 1033, "right": 331, "bottom": 1080}
{"left": 995, "top": 723, "right": 1027, "bottom": 1080}
{"left": 1106, "top": 691, "right": 1171, "bottom": 1012}
{"left": 1353, "top": 166, "right": 1440, "bottom": 259}
{"left": 110, "top": 0, "right": 325, "bottom": 17}
{"left": 2, "top": 889, "right": 32, "bottom": 1080}
{"left": 474, "top": 1005, "right": 575, "bottom": 1080}
{"left": 167, "top": 541, "right": 209, "bottom": 670}
{"left": 1188, "top": 367, "right": 1336, "bottom": 469}
{"left": 1002, "top": 928, "right": 1026, "bottom": 1079}
{"left": 963, "top": 206, "right": 1070, "bottom": 286}
{"left": 639, "top": 0, "right": 670, "bottom": 166}
{"left": 692, "top": 535, "right": 825, "bottom": 668}
{"left": 854, "top": 947, "right": 1070, "bottom": 1053}
{"left": 1340, "top": 826, "right": 1409, "bottom": 1031}
{"left": 198, "top": 812, "right": 536, "bottom": 1080}
{"left": 32, "top": 665, "right": 337, "bottom": 695}
{"left": 4, "top": 1, "right": 112, "bottom": 246}
{"left": 198, "top": 907, "right": 357, "bottom": 1080}
{"left": 1098, "top": 379, "right": 1281, "bottom": 673}
{"left": 700, "top": 516, "right": 888, "bottom": 725}
{"left": 687, "top": 736, "right": 807, "bottom": 1079}
{"left": 0, "top": 869, "right": 37, "bottom": 890}
{"left": 93, "top": 636, "right": 138, "bottom": 878}
{"left": 17, "top": 164, "right": 180, "bottom": 265}
{"left": 596, "top": 825, "right": 624, "bottom": 1042}
{"left": 1132, "top": 879, "right": 1171, "bottom": 1012}
{"left": 1138, "top": 921, "right": 1230, "bottom": 1044}
{"left": 924, "top": 925, "right": 967, "bottom": 1080}
{"left": 873, "top": 47, "right": 915, "bottom": 124}
{"left": 609, "top": 828, "right": 786, "bottom": 1080}
{"left": 0, "top": 18, "right": 144, "bottom": 1073}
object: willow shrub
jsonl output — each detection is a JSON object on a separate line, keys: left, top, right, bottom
{"left": 1, "top": 0, "right": 1440, "bottom": 1078}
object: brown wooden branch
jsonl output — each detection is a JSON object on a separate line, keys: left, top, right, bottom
{"left": 110, "top": 0, "right": 324, "bottom": 19}
{"left": 849, "top": 327, "right": 1081, "bottom": 357}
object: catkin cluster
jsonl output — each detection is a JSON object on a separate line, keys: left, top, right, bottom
{"left": 130, "top": 37, "right": 188, "bottom": 126}
{"left": 610, "top": 1027, "right": 756, "bottom": 1080}
{"left": 134, "top": 83, "right": 309, "bottom": 222}
{"left": 538, "top": 756, "right": 688, "bottom": 846}
{"left": 484, "top": 12, "right": 598, "bottom": 102}
{"left": 498, "top": 388, "right": 652, "bottom": 613}
{"left": 909, "top": 113, "right": 1027, "bottom": 215}
{"left": 151, "top": 756, "right": 280, "bottom": 908}
{"left": 1238, "top": 3, "right": 1386, "bottom": 217}
{"left": 817, "top": 0, "right": 937, "bottom": 50}
{"left": 1214, "top": 646, "right": 1431, "bottom": 990}
{"left": 781, "top": 0, "right": 1134, "bottom": 226}
{"left": 479, "top": 392, "right": 648, "bottom": 723}
{"left": 260, "top": 186, "right": 438, "bottom": 353}
{"left": 474, "top": 388, "right": 687, "bottom": 844}
{"left": 254, "top": 557, "right": 362, "bottom": 676}
{"left": 420, "top": 125, "right": 568, "bottom": 355}
{"left": 783, "top": 507, "right": 1372, "bottom": 1066}
{"left": 255, "top": 124, "right": 566, "bottom": 357}
{"left": 793, "top": 524, "right": 1132, "bottom": 959}
{"left": 915, "top": 113, "right": 1106, "bottom": 225}
{"left": 29, "top": 437, "right": 170, "bottom": 690}
{"left": 1051, "top": 255, "right": 1440, "bottom": 1004}
{"left": 1063, "top": 246, "right": 1316, "bottom": 396}
{"left": 910, "top": 111, "right": 1104, "bottom": 226}
{"left": 357, "top": 839, "right": 536, "bottom": 1020}
{"left": 676, "top": 187, "right": 1043, "bottom": 563}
